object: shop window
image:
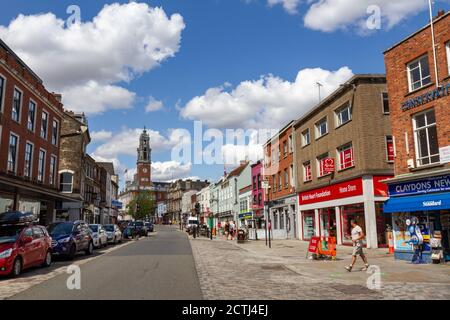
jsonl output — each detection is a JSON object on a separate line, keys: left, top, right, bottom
{"left": 315, "top": 117, "right": 328, "bottom": 139}
{"left": 385, "top": 135, "right": 395, "bottom": 163}
{"left": 340, "top": 204, "right": 366, "bottom": 245}
{"left": 337, "top": 143, "right": 354, "bottom": 170}
{"left": 302, "top": 210, "right": 315, "bottom": 240}
{"left": 319, "top": 208, "right": 336, "bottom": 238}
{"left": 335, "top": 102, "right": 352, "bottom": 127}
{"left": 12, "top": 88, "right": 22, "bottom": 122}
{"left": 302, "top": 129, "right": 310, "bottom": 146}
{"left": 273, "top": 212, "right": 278, "bottom": 230}
{"left": 317, "top": 153, "right": 330, "bottom": 178}
{"left": 27, "top": 101, "right": 36, "bottom": 131}
{"left": 407, "top": 55, "right": 431, "bottom": 92}
{"left": 303, "top": 161, "right": 312, "bottom": 182}
{"left": 60, "top": 172, "right": 73, "bottom": 193}
{"left": 280, "top": 212, "right": 285, "bottom": 230}
{"left": 381, "top": 92, "right": 390, "bottom": 114}
{"left": 375, "top": 202, "right": 390, "bottom": 248}
{"left": 7, "top": 133, "right": 18, "bottom": 173}
{"left": 413, "top": 109, "right": 440, "bottom": 166}
{"left": 24, "top": 142, "right": 33, "bottom": 178}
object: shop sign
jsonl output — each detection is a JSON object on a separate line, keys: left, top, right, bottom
{"left": 239, "top": 212, "right": 253, "bottom": 220}
{"left": 440, "top": 146, "right": 450, "bottom": 164}
{"left": 373, "top": 176, "right": 393, "bottom": 197}
{"left": 401, "top": 82, "right": 450, "bottom": 111}
{"left": 388, "top": 175, "right": 450, "bottom": 197}
{"left": 299, "top": 178, "right": 363, "bottom": 205}
{"left": 323, "top": 158, "right": 335, "bottom": 174}
{"left": 307, "top": 237, "right": 320, "bottom": 253}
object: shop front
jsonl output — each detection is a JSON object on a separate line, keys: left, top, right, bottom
{"left": 268, "top": 195, "right": 298, "bottom": 239}
{"left": 298, "top": 175, "right": 392, "bottom": 248}
{"left": 383, "top": 174, "right": 450, "bottom": 262}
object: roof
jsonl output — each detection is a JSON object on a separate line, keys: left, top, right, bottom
{"left": 384, "top": 11, "right": 449, "bottom": 54}
{"left": 263, "top": 120, "right": 294, "bottom": 147}
{"left": 228, "top": 161, "right": 249, "bottom": 178}
{"left": 97, "top": 162, "right": 115, "bottom": 175}
{"left": 293, "top": 74, "right": 386, "bottom": 128}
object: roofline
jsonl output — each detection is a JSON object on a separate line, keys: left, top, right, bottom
{"left": 293, "top": 74, "right": 386, "bottom": 129}
{"left": 383, "top": 11, "right": 450, "bottom": 54}
{"left": 263, "top": 120, "right": 294, "bottom": 147}
{"left": 0, "top": 38, "right": 43, "bottom": 84}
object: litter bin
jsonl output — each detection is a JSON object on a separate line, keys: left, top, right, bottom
{"left": 237, "top": 229, "right": 246, "bottom": 244}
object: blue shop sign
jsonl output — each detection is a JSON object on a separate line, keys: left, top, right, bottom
{"left": 401, "top": 82, "right": 450, "bottom": 111}
{"left": 388, "top": 175, "right": 450, "bottom": 197}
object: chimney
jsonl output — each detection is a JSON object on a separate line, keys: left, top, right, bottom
{"left": 435, "top": 10, "right": 445, "bottom": 19}
{"left": 52, "top": 93, "right": 62, "bottom": 102}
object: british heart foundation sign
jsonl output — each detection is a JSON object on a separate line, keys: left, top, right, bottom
{"left": 323, "top": 158, "right": 335, "bottom": 174}
{"left": 299, "top": 178, "right": 363, "bottom": 205}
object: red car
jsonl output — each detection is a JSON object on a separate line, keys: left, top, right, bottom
{"left": 0, "top": 212, "right": 52, "bottom": 277}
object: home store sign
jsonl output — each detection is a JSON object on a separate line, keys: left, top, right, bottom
{"left": 389, "top": 175, "right": 450, "bottom": 197}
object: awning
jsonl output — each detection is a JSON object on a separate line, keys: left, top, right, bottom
{"left": 383, "top": 192, "right": 450, "bottom": 213}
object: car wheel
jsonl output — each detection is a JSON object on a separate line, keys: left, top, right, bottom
{"left": 85, "top": 241, "right": 94, "bottom": 255}
{"left": 68, "top": 244, "right": 76, "bottom": 260}
{"left": 11, "top": 257, "right": 22, "bottom": 277}
{"left": 42, "top": 250, "right": 52, "bottom": 267}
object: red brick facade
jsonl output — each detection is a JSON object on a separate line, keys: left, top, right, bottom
{"left": 384, "top": 12, "right": 450, "bottom": 175}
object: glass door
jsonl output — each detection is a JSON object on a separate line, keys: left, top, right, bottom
{"left": 320, "top": 207, "right": 336, "bottom": 238}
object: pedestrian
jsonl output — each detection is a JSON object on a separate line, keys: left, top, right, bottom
{"left": 345, "top": 219, "right": 369, "bottom": 272}
{"left": 224, "top": 221, "right": 229, "bottom": 239}
{"left": 229, "top": 221, "right": 235, "bottom": 240}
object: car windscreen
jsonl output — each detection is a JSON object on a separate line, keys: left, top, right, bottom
{"left": 48, "top": 222, "right": 73, "bottom": 236}
{"left": 132, "top": 221, "right": 144, "bottom": 227}
{"left": 104, "top": 225, "right": 114, "bottom": 232}
{"left": 89, "top": 225, "right": 99, "bottom": 232}
{"left": 0, "top": 225, "right": 23, "bottom": 244}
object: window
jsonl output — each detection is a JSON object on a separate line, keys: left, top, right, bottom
{"left": 315, "top": 117, "right": 328, "bottom": 139}
{"left": 446, "top": 42, "right": 450, "bottom": 75}
{"left": 253, "top": 176, "right": 257, "bottom": 190}
{"left": 283, "top": 141, "right": 288, "bottom": 157}
{"left": 289, "top": 165, "right": 294, "bottom": 187}
{"left": 24, "top": 143, "right": 33, "bottom": 178}
{"left": 317, "top": 153, "right": 330, "bottom": 177}
{"left": 413, "top": 109, "right": 439, "bottom": 166}
{"left": 257, "top": 174, "right": 261, "bottom": 189}
{"left": 51, "top": 120, "right": 59, "bottom": 145}
{"left": 7, "top": 134, "right": 18, "bottom": 172}
{"left": 303, "top": 161, "right": 312, "bottom": 182}
{"left": 49, "top": 156, "right": 57, "bottom": 186}
{"left": 335, "top": 103, "right": 352, "bottom": 126}
{"left": 271, "top": 148, "right": 276, "bottom": 164}
{"left": 38, "top": 150, "right": 46, "bottom": 183}
{"left": 284, "top": 169, "right": 289, "bottom": 189}
{"left": 0, "top": 76, "right": 5, "bottom": 112}
{"left": 382, "top": 92, "right": 390, "bottom": 114}
{"left": 407, "top": 55, "right": 431, "bottom": 92}
{"left": 337, "top": 143, "right": 355, "bottom": 170}
{"left": 272, "top": 174, "right": 276, "bottom": 193}
{"left": 385, "top": 136, "right": 395, "bottom": 163}
{"left": 302, "top": 129, "right": 310, "bottom": 146}
{"left": 41, "top": 111, "right": 48, "bottom": 139}
{"left": 27, "top": 101, "right": 36, "bottom": 131}
{"left": 12, "top": 88, "right": 22, "bottom": 122}
{"left": 288, "top": 135, "right": 293, "bottom": 153}
{"left": 258, "top": 193, "right": 262, "bottom": 206}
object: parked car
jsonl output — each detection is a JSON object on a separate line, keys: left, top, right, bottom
{"left": 129, "top": 221, "right": 149, "bottom": 237}
{"left": 89, "top": 224, "right": 108, "bottom": 248}
{"left": 123, "top": 226, "right": 137, "bottom": 239}
{"left": 47, "top": 221, "right": 94, "bottom": 260}
{"left": 0, "top": 211, "right": 52, "bottom": 277}
{"left": 103, "top": 224, "right": 122, "bottom": 244}
{"left": 144, "top": 221, "right": 154, "bottom": 233}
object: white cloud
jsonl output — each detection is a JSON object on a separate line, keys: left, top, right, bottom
{"left": 267, "top": 0, "right": 301, "bottom": 14}
{"left": 0, "top": 2, "right": 185, "bottom": 114}
{"left": 145, "top": 96, "right": 164, "bottom": 112}
{"left": 151, "top": 161, "right": 192, "bottom": 181}
{"left": 303, "top": 0, "right": 428, "bottom": 32}
{"left": 180, "top": 67, "right": 353, "bottom": 129}
{"left": 91, "top": 130, "right": 113, "bottom": 142}
{"left": 91, "top": 127, "right": 178, "bottom": 160}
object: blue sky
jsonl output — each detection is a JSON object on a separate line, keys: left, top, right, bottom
{"left": 1, "top": 0, "right": 449, "bottom": 188}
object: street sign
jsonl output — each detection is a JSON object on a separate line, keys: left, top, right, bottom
{"left": 262, "top": 180, "right": 270, "bottom": 189}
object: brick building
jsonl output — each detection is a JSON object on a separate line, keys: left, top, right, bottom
{"left": 383, "top": 11, "right": 450, "bottom": 262}
{"left": 264, "top": 121, "right": 297, "bottom": 239}
{"left": 0, "top": 38, "right": 74, "bottom": 224}
{"left": 293, "top": 75, "right": 394, "bottom": 248}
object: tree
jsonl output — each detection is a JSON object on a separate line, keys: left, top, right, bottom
{"left": 127, "top": 191, "right": 155, "bottom": 220}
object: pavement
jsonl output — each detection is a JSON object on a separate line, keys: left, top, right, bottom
{"left": 190, "top": 234, "right": 450, "bottom": 300}
{"left": 1, "top": 226, "right": 202, "bottom": 300}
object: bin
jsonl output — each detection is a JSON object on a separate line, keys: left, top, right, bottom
{"left": 237, "top": 229, "right": 246, "bottom": 244}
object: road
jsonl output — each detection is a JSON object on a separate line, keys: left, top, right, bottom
{"left": 8, "top": 225, "right": 203, "bottom": 300}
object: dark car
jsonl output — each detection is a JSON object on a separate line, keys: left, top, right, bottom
{"left": 144, "top": 221, "right": 154, "bottom": 233}
{"left": 47, "top": 221, "right": 94, "bottom": 260}
{"left": 129, "top": 221, "right": 149, "bottom": 237}
{"left": 0, "top": 211, "right": 52, "bottom": 277}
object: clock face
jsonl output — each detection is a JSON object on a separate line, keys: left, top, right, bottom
{"left": 143, "top": 168, "right": 148, "bottom": 173}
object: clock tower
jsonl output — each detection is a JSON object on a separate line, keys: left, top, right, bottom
{"left": 136, "top": 128, "right": 152, "bottom": 189}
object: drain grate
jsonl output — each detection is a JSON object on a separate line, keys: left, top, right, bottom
{"left": 332, "top": 285, "right": 377, "bottom": 295}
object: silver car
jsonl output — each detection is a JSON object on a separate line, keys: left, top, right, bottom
{"left": 103, "top": 224, "right": 122, "bottom": 244}
{"left": 89, "top": 224, "right": 108, "bottom": 248}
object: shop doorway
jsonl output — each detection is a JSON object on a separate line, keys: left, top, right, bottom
{"left": 302, "top": 210, "right": 315, "bottom": 240}
{"left": 375, "top": 202, "right": 391, "bottom": 248}
{"left": 340, "top": 204, "right": 366, "bottom": 245}
{"left": 319, "top": 208, "right": 336, "bottom": 238}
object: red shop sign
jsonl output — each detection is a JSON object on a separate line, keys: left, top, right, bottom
{"left": 308, "top": 236, "right": 320, "bottom": 253}
{"left": 299, "top": 178, "right": 363, "bottom": 205}
{"left": 373, "top": 175, "right": 393, "bottom": 197}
